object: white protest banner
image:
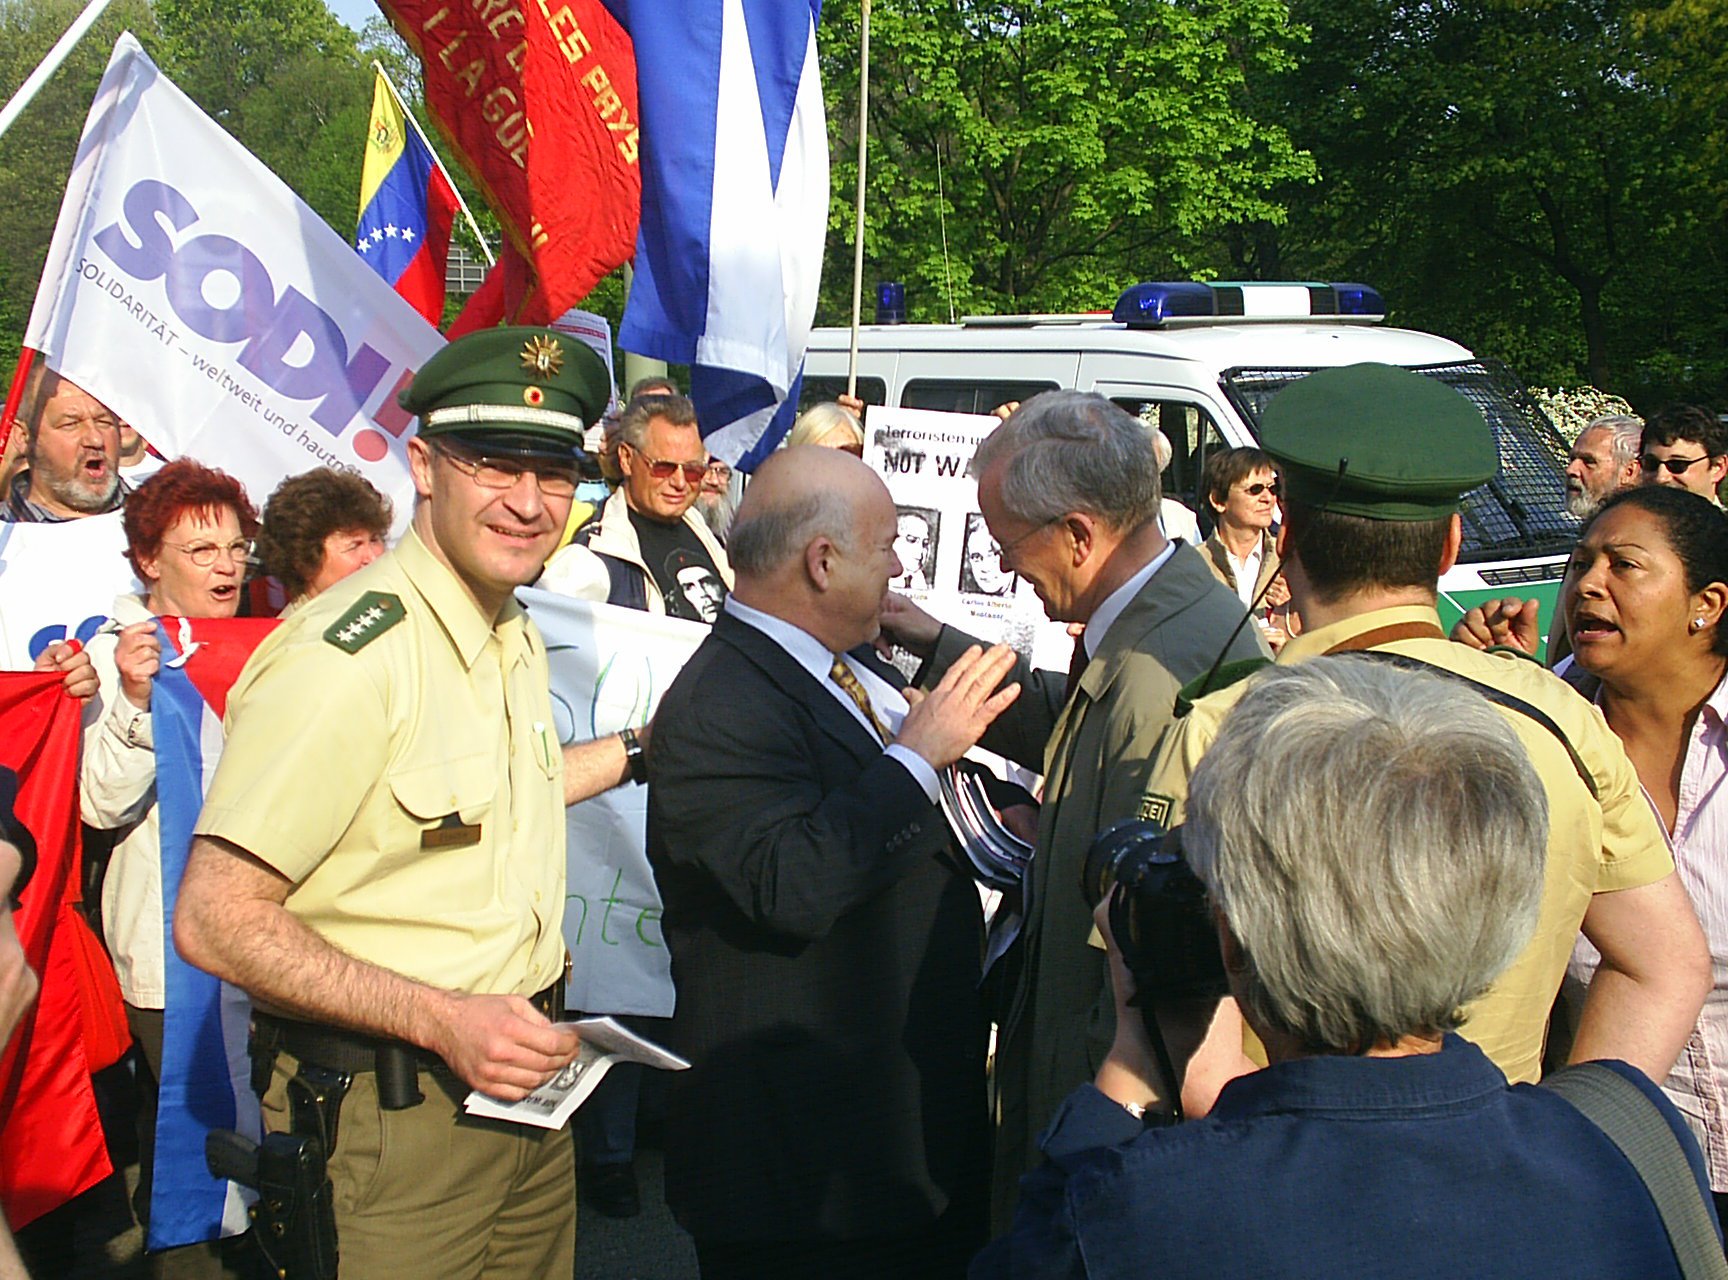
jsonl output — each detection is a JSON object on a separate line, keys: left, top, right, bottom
{"left": 518, "top": 588, "right": 708, "bottom": 1019}
{"left": 867, "top": 407, "right": 1072, "bottom": 671}
{"left": 550, "top": 308, "right": 618, "bottom": 409}
{"left": 0, "top": 513, "right": 140, "bottom": 669}
{"left": 24, "top": 34, "right": 440, "bottom": 530}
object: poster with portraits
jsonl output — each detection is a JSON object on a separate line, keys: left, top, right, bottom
{"left": 866, "top": 407, "right": 1072, "bottom": 672}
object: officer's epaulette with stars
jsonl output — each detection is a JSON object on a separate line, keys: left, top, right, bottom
{"left": 323, "top": 590, "right": 406, "bottom": 654}
{"left": 1173, "top": 656, "right": 1272, "bottom": 718}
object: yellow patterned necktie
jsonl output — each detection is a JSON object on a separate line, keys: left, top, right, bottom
{"left": 829, "top": 657, "right": 892, "bottom": 745}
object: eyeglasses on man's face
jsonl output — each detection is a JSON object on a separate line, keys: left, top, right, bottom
{"left": 436, "top": 443, "right": 579, "bottom": 497}
{"left": 994, "top": 517, "right": 1059, "bottom": 568}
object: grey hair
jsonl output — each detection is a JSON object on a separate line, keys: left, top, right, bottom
{"left": 786, "top": 402, "right": 863, "bottom": 450}
{"left": 968, "top": 390, "right": 1161, "bottom": 530}
{"left": 728, "top": 489, "right": 855, "bottom": 576}
{"left": 1585, "top": 414, "right": 1643, "bottom": 472}
{"left": 1183, "top": 656, "right": 1547, "bottom": 1054}
{"left": 617, "top": 392, "right": 699, "bottom": 451}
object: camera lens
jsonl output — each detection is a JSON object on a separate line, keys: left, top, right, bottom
{"left": 1081, "top": 818, "right": 1164, "bottom": 908}
{"left": 1082, "top": 819, "right": 1230, "bottom": 1003}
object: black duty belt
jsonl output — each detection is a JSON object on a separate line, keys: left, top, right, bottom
{"left": 253, "top": 980, "right": 564, "bottom": 1078}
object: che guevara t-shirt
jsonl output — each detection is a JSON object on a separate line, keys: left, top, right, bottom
{"left": 628, "top": 509, "right": 727, "bottom": 624}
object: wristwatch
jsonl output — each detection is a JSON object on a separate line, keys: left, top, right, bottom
{"left": 619, "top": 726, "right": 648, "bottom": 785}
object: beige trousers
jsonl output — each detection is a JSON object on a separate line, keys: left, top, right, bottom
{"left": 260, "top": 1049, "right": 576, "bottom": 1280}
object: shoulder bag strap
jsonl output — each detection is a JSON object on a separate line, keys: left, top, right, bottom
{"left": 1336, "top": 648, "right": 1600, "bottom": 801}
{"left": 1543, "top": 1063, "right": 1728, "bottom": 1279}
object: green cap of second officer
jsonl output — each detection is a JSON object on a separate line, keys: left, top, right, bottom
{"left": 1258, "top": 363, "right": 1498, "bottom": 520}
{"left": 400, "top": 326, "right": 611, "bottom": 458}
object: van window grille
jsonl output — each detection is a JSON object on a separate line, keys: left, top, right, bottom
{"left": 1221, "top": 360, "right": 1578, "bottom": 562}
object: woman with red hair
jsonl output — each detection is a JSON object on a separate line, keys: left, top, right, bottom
{"left": 81, "top": 458, "right": 258, "bottom": 1267}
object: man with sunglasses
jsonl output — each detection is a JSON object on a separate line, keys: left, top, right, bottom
{"left": 1639, "top": 403, "right": 1727, "bottom": 505}
{"left": 541, "top": 392, "right": 734, "bottom": 621}
{"left": 175, "top": 328, "right": 626, "bottom": 1280}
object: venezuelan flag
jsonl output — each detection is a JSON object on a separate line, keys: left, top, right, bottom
{"left": 355, "top": 71, "right": 459, "bottom": 326}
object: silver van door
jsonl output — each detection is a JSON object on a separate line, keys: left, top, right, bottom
{"left": 1088, "top": 380, "right": 1241, "bottom": 527}
{"left": 892, "top": 349, "right": 1078, "bottom": 415}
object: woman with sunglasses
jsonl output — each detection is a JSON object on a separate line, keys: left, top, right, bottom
{"left": 1200, "top": 446, "right": 1293, "bottom": 648}
{"left": 80, "top": 458, "right": 260, "bottom": 1269}
{"left": 1553, "top": 486, "right": 1728, "bottom": 1239}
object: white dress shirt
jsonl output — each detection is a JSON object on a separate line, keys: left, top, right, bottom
{"left": 1080, "top": 538, "right": 1179, "bottom": 661}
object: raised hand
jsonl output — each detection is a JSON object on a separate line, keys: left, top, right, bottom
{"left": 1451, "top": 596, "right": 1541, "bottom": 656}
{"left": 876, "top": 591, "right": 944, "bottom": 660}
{"left": 893, "top": 643, "right": 1021, "bottom": 769}
{"left": 114, "top": 620, "right": 162, "bottom": 709}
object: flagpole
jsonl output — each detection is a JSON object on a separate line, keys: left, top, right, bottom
{"left": 371, "top": 60, "right": 495, "bottom": 267}
{"left": 846, "top": 0, "right": 871, "bottom": 397}
{"left": 0, "top": 347, "right": 37, "bottom": 457}
{"left": 0, "top": 0, "right": 116, "bottom": 142}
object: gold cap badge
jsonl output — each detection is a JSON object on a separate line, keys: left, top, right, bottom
{"left": 520, "top": 334, "right": 565, "bottom": 380}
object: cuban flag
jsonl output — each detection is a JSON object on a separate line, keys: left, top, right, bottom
{"left": 610, "top": 0, "right": 830, "bottom": 471}
{"left": 148, "top": 616, "right": 277, "bottom": 1249}
{"left": 355, "top": 70, "right": 461, "bottom": 327}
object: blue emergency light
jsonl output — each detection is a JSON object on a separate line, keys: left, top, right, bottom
{"left": 1112, "top": 281, "right": 1386, "bottom": 327}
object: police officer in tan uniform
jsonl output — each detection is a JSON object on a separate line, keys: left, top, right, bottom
{"left": 1138, "top": 363, "right": 1711, "bottom": 1116}
{"left": 175, "top": 328, "right": 643, "bottom": 1279}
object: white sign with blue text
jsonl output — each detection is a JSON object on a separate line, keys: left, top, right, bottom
{"left": 24, "top": 33, "right": 440, "bottom": 532}
{"left": 520, "top": 588, "right": 708, "bottom": 1019}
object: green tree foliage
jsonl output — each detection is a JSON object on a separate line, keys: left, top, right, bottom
{"left": 151, "top": 0, "right": 360, "bottom": 123}
{"left": 0, "top": 0, "right": 381, "bottom": 373}
{"left": 816, "top": 0, "right": 1316, "bottom": 323}
{"left": 1227, "top": 0, "right": 1725, "bottom": 407}
{"left": 153, "top": 0, "right": 370, "bottom": 233}
{"left": 0, "top": 0, "right": 158, "bottom": 374}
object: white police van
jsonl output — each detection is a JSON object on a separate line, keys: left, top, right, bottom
{"left": 802, "top": 281, "right": 1577, "bottom": 634}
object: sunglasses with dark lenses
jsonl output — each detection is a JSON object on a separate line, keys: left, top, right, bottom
{"left": 1240, "top": 480, "right": 1281, "bottom": 497}
{"left": 1639, "top": 452, "right": 1709, "bottom": 476}
{"left": 631, "top": 450, "right": 709, "bottom": 483}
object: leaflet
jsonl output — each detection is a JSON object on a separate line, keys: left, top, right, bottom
{"left": 462, "top": 1016, "right": 690, "bottom": 1131}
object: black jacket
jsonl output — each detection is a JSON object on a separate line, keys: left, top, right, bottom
{"left": 645, "top": 612, "right": 989, "bottom": 1243}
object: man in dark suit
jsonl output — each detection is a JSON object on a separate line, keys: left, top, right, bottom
{"left": 646, "top": 445, "right": 1021, "bottom": 1280}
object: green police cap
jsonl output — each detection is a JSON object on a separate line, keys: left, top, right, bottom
{"left": 1258, "top": 363, "right": 1498, "bottom": 521}
{"left": 401, "top": 326, "right": 610, "bottom": 458}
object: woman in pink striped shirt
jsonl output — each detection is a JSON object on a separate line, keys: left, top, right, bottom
{"left": 1561, "top": 484, "right": 1728, "bottom": 1236}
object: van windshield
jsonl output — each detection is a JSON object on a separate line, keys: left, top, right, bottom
{"left": 1221, "top": 360, "right": 1578, "bottom": 563}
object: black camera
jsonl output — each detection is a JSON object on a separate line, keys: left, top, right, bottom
{"left": 1080, "top": 818, "right": 1229, "bottom": 1003}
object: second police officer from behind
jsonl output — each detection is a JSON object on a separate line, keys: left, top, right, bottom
{"left": 176, "top": 328, "right": 644, "bottom": 1279}
{"left": 1135, "top": 363, "right": 1710, "bottom": 1118}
